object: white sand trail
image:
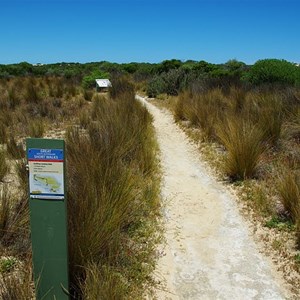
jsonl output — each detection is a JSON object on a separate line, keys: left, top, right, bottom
{"left": 136, "top": 95, "right": 288, "bottom": 300}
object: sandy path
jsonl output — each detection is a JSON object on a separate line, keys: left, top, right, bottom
{"left": 136, "top": 96, "right": 288, "bottom": 300}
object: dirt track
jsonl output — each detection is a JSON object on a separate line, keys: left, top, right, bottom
{"left": 136, "top": 95, "right": 289, "bottom": 300}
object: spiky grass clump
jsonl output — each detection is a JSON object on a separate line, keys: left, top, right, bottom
{"left": 0, "top": 123, "right": 7, "bottom": 144}
{"left": 28, "top": 119, "right": 45, "bottom": 138}
{"left": 0, "top": 186, "right": 10, "bottom": 239}
{"left": 174, "top": 88, "right": 228, "bottom": 141}
{"left": 0, "top": 258, "right": 34, "bottom": 299}
{"left": 217, "top": 117, "right": 266, "bottom": 180}
{"left": 0, "top": 185, "right": 30, "bottom": 253}
{"left": 278, "top": 171, "right": 300, "bottom": 245}
{"left": 66, "top": 84, "right": 160, "bottom": 298}
{"left": 6, "top": 136, "right": 25, "bottom": 159}
{"left": 278, "top": 171, "right": 300, "bottom": 223}
{"left": 0, "top": 151, "right": 9, "bottom": 182}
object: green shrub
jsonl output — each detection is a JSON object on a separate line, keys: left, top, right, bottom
{"left": 82, "top": 70, "right": 109, "bottom": 89}
{"left": 147, "top": 75, "right": 166, "bottom": 98}
{"left": 246, "top": 59, "right": 300, "bottom": 86}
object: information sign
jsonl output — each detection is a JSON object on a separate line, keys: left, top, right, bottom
{"left": 28, "top": 148, "right": 64, "bottom": 199}
{"left": 27, "top": 138, "right": 69, "bottom": 300}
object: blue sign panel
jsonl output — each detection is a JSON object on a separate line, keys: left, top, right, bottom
{"left": 28, "top": 149, "right": 64, "bottom": 161}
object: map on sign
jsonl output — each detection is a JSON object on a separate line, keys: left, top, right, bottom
{"left": 32, "top": 174, "right": 62, "bottom": 193}
{"left": 28, "top": 148, "right": 64, "bottom": 199}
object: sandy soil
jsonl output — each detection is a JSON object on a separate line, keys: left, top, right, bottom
{"left": 136, "top": 95, "right": 290, "bottom": 300}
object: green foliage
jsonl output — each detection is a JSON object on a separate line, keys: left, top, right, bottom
{"left": 82, "top": 69, "right": 110, "bottom": 89}
{"left": 246, "top": 59, "right": 300, "bottom": 85}
{"left": 158, "top": 59, "right": 182, "bottom": 73}
{"left": 0, "top": 257, "right": 17, "bottom": 274}
{"left": 265, "top": 216, "right": 294, "bottom": 231}
{"left": 147, "top": 75, "right": 166, "bottom": 98}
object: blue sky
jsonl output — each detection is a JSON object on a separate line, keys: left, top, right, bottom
{"left": 0, "top": 0, "right": 299, "bottom": 65}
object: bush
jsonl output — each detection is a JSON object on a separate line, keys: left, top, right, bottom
{"left": 246, "top": 59, "right": 300, "bottom": 86}
{"left": 146, "top": 75, "right": 166, "bottom": 98}
{"left": 82, "top": 70, "right": 109, "bottom": 89}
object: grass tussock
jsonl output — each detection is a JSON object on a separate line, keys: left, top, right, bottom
{"left": 278, "top": 171, "right": 300, "bottom": 223}
{"left": 0, "top": 187, "right": 30, "bottom": 254}
{"left": 0, "top": 75, "right": 160, "bottom": 298}
{"left": 217, "top": 117, "right": 266, "bottom": 180}
{"left": 28, "top": 119, "right": 45, "bottom": 138}
{"left": 0, "top": 151, "right": 9, "bottom": 182}
{"left": 0, "top": 258, "right": 34, "bottom": 299}
{"left": 6, "top": 136, "right": 25, "bottom": 159}
{"left": 66, "top": 81, "right": 160, "bottom": 298}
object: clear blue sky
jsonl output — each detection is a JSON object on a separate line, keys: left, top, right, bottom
{"left": 0, "top": 0, "right": 299, "bottom": 65}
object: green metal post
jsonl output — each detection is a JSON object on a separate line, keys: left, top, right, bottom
{"left": 27, "top": 138, "right": 69, "bottom": 300}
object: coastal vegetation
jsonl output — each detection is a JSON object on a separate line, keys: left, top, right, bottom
{"left": 0, "top": 57, "right": 300, "bottom": 297}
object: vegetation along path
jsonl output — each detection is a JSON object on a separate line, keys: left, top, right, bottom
{"left": 136, "top": 95, "right": 288, "bottom": 300}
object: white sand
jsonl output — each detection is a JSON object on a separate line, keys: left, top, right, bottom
{"left": 136, "top": 95, "right": 289, "bottom": 300}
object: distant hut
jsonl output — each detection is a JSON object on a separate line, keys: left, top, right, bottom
{"left": 95, "top": 79, "right": 112, "bottom": 92}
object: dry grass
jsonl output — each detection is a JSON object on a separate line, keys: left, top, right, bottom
{"left": 0, "top": 151, "right": 9, "bottom": 182}
{"left": 66, "top": 82, "right": 160, "bottom": 298}
{"left": 159, "top": 83, "right": 300, "bottom": 295}
{"left": 278, "top": 171, "right": 300, "bottom": 223}
{"left": 216, "top": 116, "right": 266, "bottom": 180}
{"left": 0, "top": 75, "right": 161, "bottom": 298}
{"left": 0, "top": 257, "right": 34, "bottom": 299}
